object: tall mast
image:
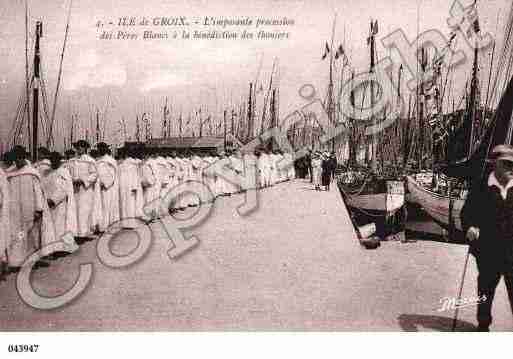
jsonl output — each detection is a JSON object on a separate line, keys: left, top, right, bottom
{"left": 231, "top": 109, "right": 235, "bottom": 136}
{"left": 48, "top": 0, "right": 73, "bottom": 148}
{"left": 32, "top": 21, "right": 43, "bottom": 161}
{"left": 418, "top": 47, "right": 427, "bottom": 170}
{"left": 25, "top": 0, "right": 30, "bottom": 151}
{"left": 369, "top": 20, "right": 377, "bottom": 170}
{"left": 247, "top": 83, "right": 253, "bottom": 141}
{"left": 328, "top": 15, "right": 337, "bottom": 153}
{"left": 96, "top": 107, "right": 100, "bottom": 143}
{"left": 468, "top": 45, "right": 479, "bottom": 155}
{"left": 179, "top": 110, "right": 183, "bottom": 138}
{"left": 223, "top": 109, "right": 227, "bottom": 152}
{"left": 162, "top": 96, "right": 168, "bottom": 138}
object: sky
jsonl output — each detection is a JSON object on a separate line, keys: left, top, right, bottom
{"left": 0, "top": 0, "right": 510, "bottom": 150}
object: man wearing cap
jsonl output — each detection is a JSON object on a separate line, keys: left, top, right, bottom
{"left": 462, "top": 144, "right": 513, "bottom": 331}
{"left": 96, "top": 143, "right": 120, "bottom": 232}
{"left": 6, "top": 146, "right": 55, "bottom": 269}
{"left": 69, "top": 140, "right": 99, "bottom": 238}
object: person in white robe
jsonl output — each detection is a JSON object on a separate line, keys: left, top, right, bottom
{"left": 215, "top": 152, "right": 230, "bottom": 196}
{"left": 133, "top": 148, "right": 148, "bottom": 221}
{"left": 6, "top": 146, "right": 56, "bottom": 269}
{"left": 166, "top": 153, "right": 182, "bottom": 210}
{"left": 224, "top": 151, "right": 240, "bottom": 194}
{"left": 166, "top": 152, "right": 180, "bottom": 189}
{"left": 283, "top": 151, "right": 296, "bottom": 180}
{"left": 68, "top": 140, "right": 99, "bottom": 238}
{"left": 34, "top": 147, "right": 52, "bottom": 178}
{"left": 231, "top": 149, "right": 245, "bottom": 193}
{"left": 118, "top": 147, "right": 143, "bottom": 228}
{"left": 141, "top": 150, "right": 161, "bottom": 220}
{"left": 203, "top": 152, "right": 218, "bottom": 199}
{"left": 180, "top": 153, "right": 197, "bottom": 207}
{"left": 243, "top": 151, "right": 258, "bottom": 191}
{"left": 155, "top": 152, "right": 172, "bottom": 215}
{"left": 177, "top": 153, "right": 193, "bottom": 208}
{"left": 96, "top": 143, "right": 120, "bottom": 232}
{"left": 0, "top": 167, "right": 11, "bottom": 276}
{"left": 269, "top": 150, "right": 280, "bottom": 185}
{"left": 276, "top": 151, "right": 289, "bottom": 182}
{"left": 89, "top": 149, "right": 103, "bottom": 235}
{"left": 190, "top": 153, "right": 203, "bottom": 205}
{"left": 311, "top": 151, "right": 323, "bottom": 190}
{"left": 43, "top": 152, "right": 79, "bottom": 252}
{"left": 258, "top": 150, "right": 271, "bottom": 188}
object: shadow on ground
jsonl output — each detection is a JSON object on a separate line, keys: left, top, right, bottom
{"left": 398, "top": 314, "right": 476, "bottom": 332}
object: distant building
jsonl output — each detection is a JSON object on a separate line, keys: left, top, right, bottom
{"left": 125, "top": 134, "right": 243, "bottom": 155}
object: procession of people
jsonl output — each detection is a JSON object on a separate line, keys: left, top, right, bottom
{"left": 0, "top": 141, "right": 299, "bottom": 280}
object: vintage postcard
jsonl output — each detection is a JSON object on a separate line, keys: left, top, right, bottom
{"left": 0, "top": 0, "right": 512, "bottom": 352}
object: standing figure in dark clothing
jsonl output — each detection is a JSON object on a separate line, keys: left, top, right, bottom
{"left": 328, "top": 151, "right": 338, "bottom": 182}
{"left": 305, "top": 149, "right": 313, "bottom": 183}
{"left": 461, "top": 144, "right": 513, "bottom": 331}
{"left": 321, "top": 152, "right": 332, "bottom": 191}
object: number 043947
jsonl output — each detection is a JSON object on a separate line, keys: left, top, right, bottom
{"left": 7, "top": 344, "right": 39, "bottom": 353}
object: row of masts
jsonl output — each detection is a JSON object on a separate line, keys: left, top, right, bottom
{"left": 6, "top": 7, "right": 489, "bottom": 167}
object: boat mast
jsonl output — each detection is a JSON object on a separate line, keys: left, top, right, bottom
{"left": 369, "top": 20, "right": 377, "bottom": 171}
{"left": 247, "top": 83, "right": 253, "bottom": 142}
{"left": 32, "top": 21, "right": 43, "bottom": 161}
{"left": 328, "top": 16, "right": 337, "bottom": 153}
{"left": 25, "top": 0, "right": 30, "bottom": 151}
{"left": 468, "top": 45, "right": 479, "bottom": 157}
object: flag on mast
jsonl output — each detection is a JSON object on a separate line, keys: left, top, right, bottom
{"left": 321, "top": 42, "right": 330, "bottom": 60}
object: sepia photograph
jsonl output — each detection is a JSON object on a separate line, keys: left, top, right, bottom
{"left": 1, "top": 0, "right": 513, "bottom": 354}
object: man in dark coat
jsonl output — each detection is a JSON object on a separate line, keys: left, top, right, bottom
{"left": 328, "top": 151, "right": 338, "bottom": 182}
{"left": 305, "top": 149, "right": 313, "bottom": 183}
{"left": 321, "top": 152, "right": 332, "bottom": 191}
{"left": 461, "top": 144, "right": 513, "bottom": 331}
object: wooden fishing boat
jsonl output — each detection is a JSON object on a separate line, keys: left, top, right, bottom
{"left": 337, "top": 171, "right": 406, "bottom": 237}
{"left": 406, "top": 174, "right": 465, "bottom": 231}
{"left": 339, "top": 172, "right": 405, "bottom": 213}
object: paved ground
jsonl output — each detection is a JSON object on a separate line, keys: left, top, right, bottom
{"left": 0, "top": 179, "right": 511, "bottom": 331}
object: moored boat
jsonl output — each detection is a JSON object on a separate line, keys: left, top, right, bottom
{"left": 406, "top": 174, "right": 465, "bottom": 231}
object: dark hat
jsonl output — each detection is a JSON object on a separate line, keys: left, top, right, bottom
{"left": 37, "top": 146, "right": 50, "bottom": 155}
{"left": 97, "top": 142, "right": 110, "bottom": 150}
{"left": 11, "top": 145, "right": 29, "bottom": 159}
{"left": 492, "top": 144, "right": 513, "bottom": 162}
{"left": 72, "top": 140, "right": 91, "bottom": 149}
{"left": 89, "top": 149, "right": 100, "bottom": 158}
{"left": 49, "top": 151, "right": 63, "bottom": 163}
{"left": 64, "top": 149, "right": 76, "bottom": 157}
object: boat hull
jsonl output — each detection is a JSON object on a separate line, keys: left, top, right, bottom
{"left": 338, "top": 179, "right": 406, "bottom": 237}
{"left": 406, "top": 175, "right": 464, "bottom": 231}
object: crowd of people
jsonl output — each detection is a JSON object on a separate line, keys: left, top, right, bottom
{"left": 294, "top": 150, "right": 338, "bottom": 191}
{"left": 0, "top": 140, "right": 296, "bottom": 280}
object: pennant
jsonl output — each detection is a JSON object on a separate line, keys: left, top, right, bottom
{"left": 373, "top": 20, "right": 378, "bottom": 35}
{"left": 449, "top": 31, "right": 457, "bottom": 42}
{"left": 322, "top": 42, "right": 330, "bottom": 60}
{"left": 335, "top": 44, "right": 344, "bottom": 59}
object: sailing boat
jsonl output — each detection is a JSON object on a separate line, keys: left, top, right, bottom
{"left": 405, "top": 46, "right": 482, "bottom": 232}
{"left": 336, "top": 20, "right": 406, "bottom": 237}
{"left": 8, "top": 0, "right": 73, "bottom": 157}
{"left": 407, "top": 38, "right": 513, "bottom": 232}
